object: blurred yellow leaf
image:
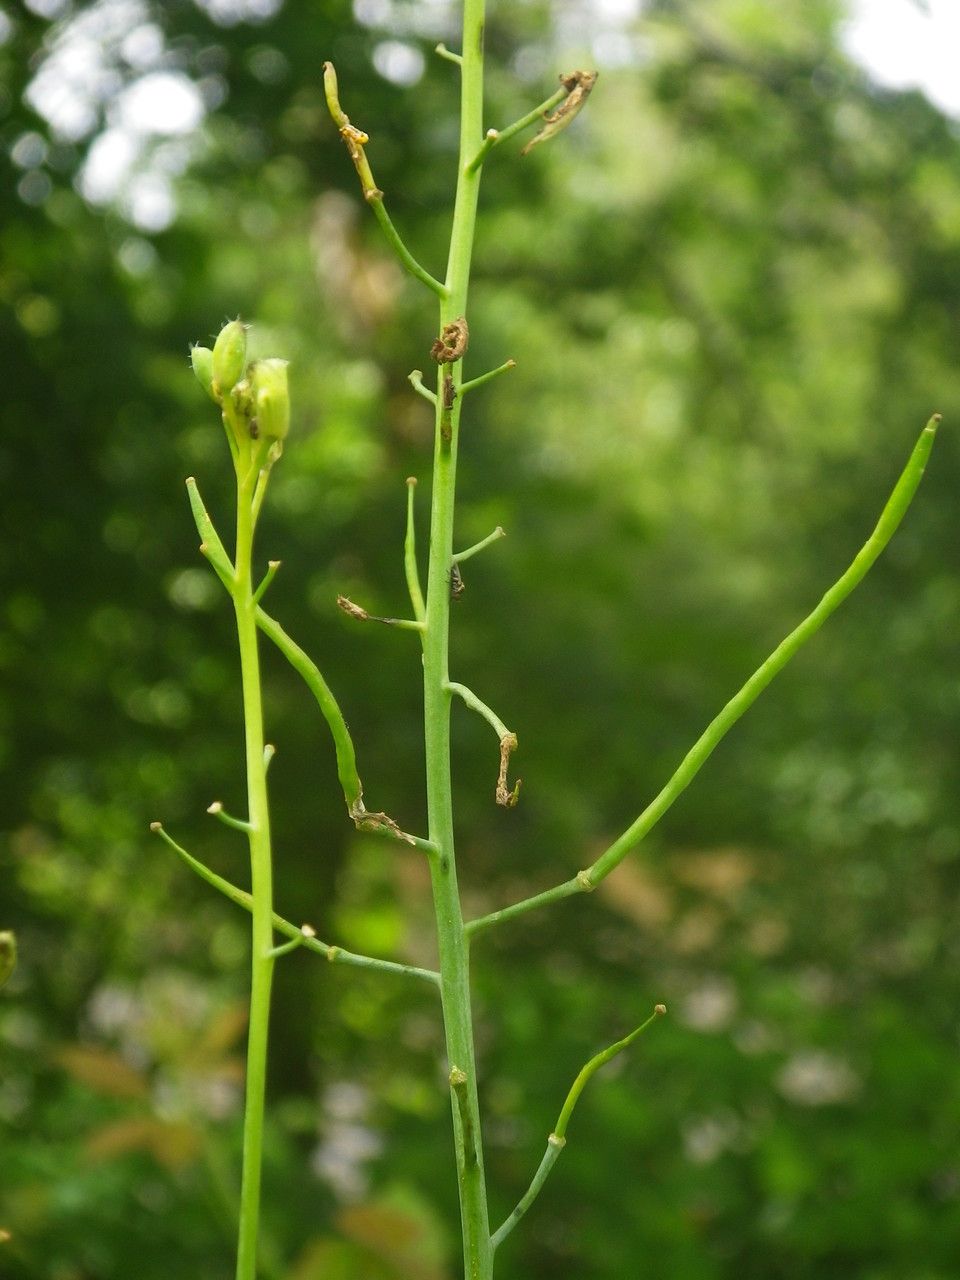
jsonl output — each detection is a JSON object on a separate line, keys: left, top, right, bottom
{"left": 85, "top": 1116, "right": 201, "bottom": 1170}
{"left": 336, "top": 1188, "right": 448, "bottom": 1280}
{"left": 597, "top": 860, "right": 673, "bottom": 928}
{"left": 289, "top": 1238, "right": 374, "bottom": 1280}
{"left": 674, "top": 847, "right": 755, "bottom": 899}
{"left": 196, "top": 1000, "right": 249, "bottom": 1059}
{"left": 57, "top": 1045, "right": 149, "bottom": 1099}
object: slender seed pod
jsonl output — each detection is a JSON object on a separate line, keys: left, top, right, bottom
{"left": 212, "top": 319, "right": 248, "bottom": 396}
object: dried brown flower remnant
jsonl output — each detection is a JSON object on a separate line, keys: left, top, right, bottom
{"left": 337, "top": 595, "right": 369, "bottom": 622}
{"left": 521, "top": 70, "right": 598, "bottom": 156}
{"left": 496, "top": 732, "right": 521, "bottom": 808}
{"left": 431, "top": 317, "right": 469, "bottom": 364}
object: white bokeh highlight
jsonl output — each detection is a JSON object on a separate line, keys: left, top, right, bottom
{"left": 843, "top": 0, "right": 960, "bottom": 118}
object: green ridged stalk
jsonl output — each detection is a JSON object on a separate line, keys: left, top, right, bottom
{"left": 318, "top": 4, "right": 939, "bottom": 1275}
{"left": 421, "top": 4, "right": 493, "bottom": 1276}
{"left": 232, "top": 459, "right": 276, "bottom": 1280}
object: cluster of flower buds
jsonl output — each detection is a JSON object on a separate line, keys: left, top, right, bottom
{"left": 191, "top": 319, "right": 290, "bottom": 451}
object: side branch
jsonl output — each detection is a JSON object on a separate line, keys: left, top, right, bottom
{"left": 459, "top": 359, "right": 516, "bottom": 396}
{"left": 520, "top": 70, "right": 598, "bottom": 156}
{"left": 490, "top": 1005, "right": 666, "bottom": 1251}
{"left": 187, "top": 476, "right": 235, "bottom": 586}
{"left": 465, "top": 876, "right": 585, "bottom": 940}
{"left": 323, "top": 61, "right": 447, "bottom": 299}
{"left": 252, "top": 605, "right": 365, "bottom": 813}
{"left": 452, "top": 526, "right": 505, "bottom": 565}
{"left": 151, "top": 824, "right": 440, "bottom": 987}
{"left": 405, "top": 478, "right": 427, "bottom": 625}
{"left": 584, "top": 416, "right": 939, "bottom": 887}
{"left": 187, "top": 478, "right": 420, "bottom": 844}
{"left": 467, "top": 416, "right": 940, "bottom": 936}
{"left": 409, "top": 369, "right": 438, "bottom": 405}
{"left": 435, "top": 42, "right": 463, "bottom": 66}
{"left": 465, "top": 87, "right": 567, "bottom": 172}
{"left": 337, "top": 594, "right": 424, "bottom": 632}
{"left": 446, "top": 681, "right": 521, "bottom": 807}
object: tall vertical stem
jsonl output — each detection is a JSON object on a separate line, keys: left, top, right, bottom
{"left": 423, "top": 2, "right": 492, "bottom": 1278}
{"left": 233, "top": 471, "right": 276, "bottom": 1280}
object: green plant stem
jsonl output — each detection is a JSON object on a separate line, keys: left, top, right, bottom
{"left": 405, "top": 478, "right": 427, "bottom": 625}
{"left": 466, "top": 416, "right": 940, "bottom": 939}
{"left": 421, "top": 1, "right": 493, "bottom": 1275}
{"left": 489, "top": 1139, "right": 564, "bottom": 1252}
{"left": 491, "top": 1006, "right": 664, "bottom": 1252}
{"left": 436, "top": 41, "right": 464, "bottom": 67}
{"left": 452, "top": 526, "right": 505, "bottom": 564}
{"left": 232, "top": 463, "right": 276, "bottom": 1280}
{"left": 322, "top": 60, "right": 447, "bottom": 299}
{"left": 459, "top": 360, "right": 516, "bottom": 396}
{"left": 253, "top": 607, "right": 364, "bottom": 812}
{"left": 466, "top": 87, "right": 567, "bottom": 171}
{"left": 187, "top": 476, "right": 366, "bottom": 816}
{"left": 465, "top": 876, "right": 584, "bottom": 940}
{"left": 369, "top": 198, "right": 448, "bottom": 298}
{"left": 152, "top": 823, "right": 441, "bottom": 985}
{"left": 553, "top": 1007, "right": 664, "bottom": 1138}
{"left": 446, "top": 682, "right": 511, "bottom": 739}
{"left": 409, "top": 369, "right": 438, "bottom": 404}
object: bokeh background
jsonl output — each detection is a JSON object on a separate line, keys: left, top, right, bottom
{"left": 3, "top": 1, "right": 960, "bottom": 1277}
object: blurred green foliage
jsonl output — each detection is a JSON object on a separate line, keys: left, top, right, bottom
{"left": 2, "top": 1, "right": 959, "bottom": 1277}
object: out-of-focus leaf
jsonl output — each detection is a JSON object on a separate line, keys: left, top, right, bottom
{"left": 194, "top": 1000, "right": 249, "bottom": 1059}
{"left": 56, "top": 1045, "right": 149, "bottom": 1100}
{"left": 84, "top": 1117, "right": 202, "bottom": 1171}
{"left": 336, "top": 1185, "right": 449, "bottom": 1280}
{"left": 0, "top": 931, "right": 16, "bottom": 988}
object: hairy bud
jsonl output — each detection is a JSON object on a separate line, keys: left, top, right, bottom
{"left": 190, "top": 344, "right": 217, "bottom": 401}
{"left": 250, "top": 358, "right": 290, "bottom": 441}
{"left": 212, "top": 319, "right": 248, "bottom": 396}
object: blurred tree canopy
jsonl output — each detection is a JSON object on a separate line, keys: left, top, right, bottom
{"left": 2, "top": 0, "right": 959, "bottom": 1277}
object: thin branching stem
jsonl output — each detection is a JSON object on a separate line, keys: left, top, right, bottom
{"left": 466, "top": 86, "right": 567, "bottom": 171}
{"left": 151, "top": 823, "right": 441, "bottom": 986}
{"left": 253, "top": 607, "right": 365, "bottom": 812}
{"left": 405, "top": 477, "right": 427, "bottom": 625}
{"left": 418, "top": 0, "right": 496, "bottom": 1271}
{"left": 490, "top": 1006, "right": 665, "bottom": 1252}
{"left": 231, "top": 447, "right": 276, "bottom": 1280}
{"left": 459, "top": 359, "right": 516, "bottom": 396}
{"left": 466, "top": 417, "right": 940, "bottom": 940}
{"left": 323, "top": 61, "right": 447, "bottom": 298}
{"left": 452, "top": 526, "right": 505, "bottom": 564}
{"left": 409, "top": 369, "right": 438, "bottom": 405}
{"left": 206, "top": 801, "right": 253, "bottom": 833}
{"left": 186, "top": 477, "right": 368, "bottom": 817}
{"left": 436, "top": 42, "right": 463, "bottom": 66}
{"left": 446, "top": 681, "right": 512, "bottom": 739}
{"left": 251, "top": 560, "right": 280, "bottom": 605}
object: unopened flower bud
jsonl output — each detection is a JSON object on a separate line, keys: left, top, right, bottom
{"left": 190, "top": 344, "right": 217, "bottom": 401}
{"left": 251, "top": 358, "right": 290, "bottom": 441}
{"left": 212, "top": 319, "right": 248, "bottom": 396}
